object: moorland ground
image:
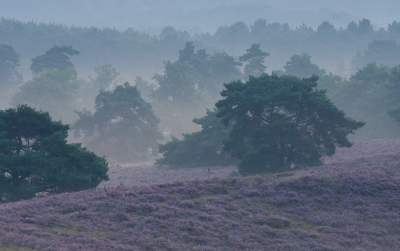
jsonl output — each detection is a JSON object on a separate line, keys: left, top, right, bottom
{"left": 1, "top": 138, "right": 400, "bottom": 250}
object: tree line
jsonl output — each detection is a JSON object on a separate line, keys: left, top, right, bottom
{"left": 3, "top": 22, "right": 400, "bottom": 202}
{"left": 3, "top": 17, "right": 400, "bottom": 82}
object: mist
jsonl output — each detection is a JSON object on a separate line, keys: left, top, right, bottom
{"left": 1, "top": 0, "right": 400, "bottom": 163}
{"left": 0, "top": 0, "right": 397, "bottom": 34}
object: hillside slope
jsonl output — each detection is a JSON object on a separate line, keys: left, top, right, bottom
{"left": 1, "top": 138, "right": 400, "bottom": 250}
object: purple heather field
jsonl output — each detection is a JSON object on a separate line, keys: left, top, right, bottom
{"left": 1, "top": 138, "right": 400, "bottom": 250}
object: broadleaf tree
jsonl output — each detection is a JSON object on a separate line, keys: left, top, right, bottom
{"left": 72, "top": 82, "right": 163, "bottom": 163}
{"left": 215, "top": 73, "right": 365, "bottom": 175}
{"left": 0, "top": 105, "right": 109, "bottom": 203}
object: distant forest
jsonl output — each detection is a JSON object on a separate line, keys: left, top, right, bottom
{"left": 2, "top": 17, "right": 400, "bottom": 83}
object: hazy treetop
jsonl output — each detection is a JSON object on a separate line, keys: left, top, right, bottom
{"left": 0, "top": 0, "right": 398, "bottom": 34}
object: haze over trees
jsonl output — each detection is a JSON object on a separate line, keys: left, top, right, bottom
{"left": 3, "top": 3, "right": 400, "bottom": 250}
{"left": 157, "top": 109, "right": 236, "bottom": 168}
{"left": 72, "top": 82, "right": 163, "bottom": 164}
{"left": 0, "top": 44, "right": 22, "bottom": 107}
{"left": 4, "top": 10, "right": 400, "bottom": 204}
{"left": 11, "top": 46, "right": 83, "bottom": 123}
{"left": 3, "top": 16, "right": 400, "bottom": 92}
{"left": 157, "top": 73, "right": 365, "bottom": 174}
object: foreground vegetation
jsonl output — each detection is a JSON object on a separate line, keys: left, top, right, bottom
{"left": 1, "top": 138, "right": 400, "bottom": 250}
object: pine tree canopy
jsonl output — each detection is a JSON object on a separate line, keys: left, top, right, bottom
{"left": 216, "top": 73, "right": 365, "bottom": 175}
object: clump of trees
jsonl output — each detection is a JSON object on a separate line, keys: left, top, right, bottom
{"left": 0, "top": 105, "right": 109, "bottom": 203}
{"left": 157, "top": 73, "right": 364, "bottom": 175}
{"left": 156, "top": 109, "right": 237, "bottom": 168}
{"left": 149, "top": 41, "right": 244, "bottom": 138}
{"left": 72, "top": 82, "right": 163, "bottom": 164}
{"left": 11, "top": 45, "right": 83, "bottom": 123}
{"left": 216, "top": 74, "right": 364, "bottom": 174}
{"left": 332, "top": 63, "right": 400, "bottom": 140}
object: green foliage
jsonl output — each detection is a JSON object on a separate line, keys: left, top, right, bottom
{"left": 30, "top": 45, "right": 79, "bottom": 76}
{"left": 239, "top": 43, "right": 269, "bottom": 78}
{"left": 333, "top": 63, "right": 400, "bottom": 140}
{"left": 283, "top": 53, "right": 326, "bottom": 78}
{"left": 72, "top": 82, "right": 163, "bottom": 163}
{"left": 11, "top": 69, "right": 83, "bottom": 123}
{"left": 0, "top": 105, "right": 109, "bottom": 203}
{"left": 216, "top": 74, "right": 364, "bottom": 175}
{"left": 156, "top": 109, "right": 237, "bottom": 168}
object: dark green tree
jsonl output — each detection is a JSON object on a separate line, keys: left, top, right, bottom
{"left": 239, "top": 43, "right": 269, "bottom": 78}
{"left": 72, "top": 82, "right": 163, "bottom": 163}
{"left": 283, "top": 53, "right": 326, "bottom": 78}
{"left": 156, "top": 109, "right": 236, "bottom": 168}
{"left": 0, "top": 105, "right": 109, "bottom": 203}
{"left": 30, "top": 45, "right": 79, "bottom": 76}
{"left": 216, "top": 74, "right": 364, "bottom": 175}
